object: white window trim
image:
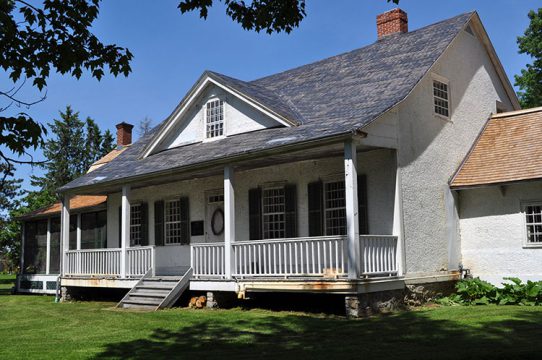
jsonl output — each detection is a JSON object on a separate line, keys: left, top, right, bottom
{"left": 202, "top": 98, "right": 226, "bottom": 142}
{"left": 164, "top": 198, "right": 183, "bottom": 246}
{"left": 323, "top": 179, "right": 347, "bottom": 236}
{"left": 261, "top": 185, "right": 286, "bottom": 240}
{"left": 130, "top": 203, "right": 142, "bottom": 247}
{"left": 521, "top": 200, "right": 542, "bottom": 248}
{"left": 431, "top": 73, "right": 451, "bottom": 121}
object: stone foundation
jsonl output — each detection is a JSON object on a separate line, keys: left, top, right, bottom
{"left": 206, "top": 291, "right": 236, "bottom": 309}
{"left": 345, "top": 281, "right": 456, "bottom": 318}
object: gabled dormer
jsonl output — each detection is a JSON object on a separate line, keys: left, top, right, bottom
{"left": 142, "top": 71, "right": 302, "bottom": 158}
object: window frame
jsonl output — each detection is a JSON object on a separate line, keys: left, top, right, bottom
{"left": 432, "top": 74, "right": 451, "bottom": 120}
{"left": 130, "top": 203, "right": 143, "bottom": 246}
{"left": 203, "top": 98, "right": 226, "bottom": 141}
{"left": 164, "top": 198, "right": 183, "bottom": 245}
{"left": 261, "top": 186, "right": 287, "bottom": 240}
{"left": 522, "top": 200, "right": 542, "bottom": 248}
{"left": 323, "top": 179, "right": 347, "bottom": 236}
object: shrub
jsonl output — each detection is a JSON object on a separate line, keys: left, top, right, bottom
{"left": 437, "top": 277, "right": 542, "bottom": 306}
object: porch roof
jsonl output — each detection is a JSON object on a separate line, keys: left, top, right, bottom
{"left": 16, "top": 195, "right": 107, "bottom": 221}
{"left": 59, "top": 12, "right": 472, "bottom": 194}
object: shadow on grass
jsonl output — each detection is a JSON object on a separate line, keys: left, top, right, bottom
{"left": 94, "top": 308, "right": 542, "bottom": 360}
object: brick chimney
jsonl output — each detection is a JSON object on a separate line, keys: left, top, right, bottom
{"left": 377, "top": 8, "right": 408, "bottom": 39}
{"left": 116, "top": 122, "right": 133, "bottom": 147}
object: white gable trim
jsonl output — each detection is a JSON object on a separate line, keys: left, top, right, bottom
{"left": 142, "top": 75, "right": 295, "bottom": 158}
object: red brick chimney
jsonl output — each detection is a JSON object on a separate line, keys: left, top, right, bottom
{"left": 377, "top": 8, "right": 408, "bottom": 39}
{"left": 116, "top": 122, "right": 133, "bottom": 147}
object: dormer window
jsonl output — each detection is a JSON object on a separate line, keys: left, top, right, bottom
{"left": 205, "top": 99, "right": 225, "bottom": 139}
{"left": 433, "top": 77, "right": 450, "bottom": 118}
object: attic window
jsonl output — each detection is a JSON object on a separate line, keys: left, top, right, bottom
{"left": 205, "top": 99, "right": 224, "bottom": 139}
{"left": 433, "top": 79, "right": 450, "bottom": 118}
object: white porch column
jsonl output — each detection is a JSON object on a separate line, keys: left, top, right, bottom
{"left": 60, "top": 195, "right": 71, "bottom": 276}
{"left": 392, "top": 157, "right": 406, "bottom": 276}
{"left": 45, "top": 218, "right": 51, "bottom": 275}
{"left": 76, "top": 214, "right": 81, "bottom": 250}
{"left": 344, "top": 139, "right": 360, "bottom": 279}
{"left": 120, "top": 185, "right": 131, "bottom": 278}
{"left": 224, "top": 165, "right": 235, "bottom": 279}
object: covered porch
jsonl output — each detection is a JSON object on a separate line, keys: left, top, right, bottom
{"left": 58, "top": 136, "right": 406, "bottom": 293}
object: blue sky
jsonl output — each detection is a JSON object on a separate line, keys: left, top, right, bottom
{"left": 9, "top": 0, "right": 541, "bottom": 191}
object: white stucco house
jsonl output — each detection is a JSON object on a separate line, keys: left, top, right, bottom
{"left": 451, "top": 107, "right": 542, "bottom": 285}
{"left": 16, "top": 9, "right": 523, "bottom": 312}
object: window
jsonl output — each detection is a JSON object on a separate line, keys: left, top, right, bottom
{"left": 130, "top": 204, "right": 142, "bottom": 246}
{"left": 50, "top": 218, "right": 61, "bottom": 274}
{"left": 80, "top": 211, "right": 107, "bottom": 249}
{"left": 165, "top": 199, "right": 182, "bottom": 244}
{"left": 433, "top": 79, "right": 450, "bottom": 118}
{"left": 324, "top": 181, "right": 347, "bottom": 236}
{"left": 262, "top": 187, "right": 286, "bottom": 239}
{"left": 205, "top": 99, "right": 224, "bottom": 139}
{"left": 525, "top": 203, "right": 542, "bottom": 244}
{"left": 23, "top": 220, "right": 48, "bottom": 274}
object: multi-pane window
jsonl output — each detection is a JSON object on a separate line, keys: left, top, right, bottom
{"left": 525, "top": 204, "right": 542, "bottom": 244}
{"left": 433, "top": 79, "right": 450, "bottom": 117}
{"left": 165, "top": 200, "right": 182, "bottom": 244}
{"left": 205, "top": 99, "right": 224, "bottom": 139}
{"left": 130, "top": 204, "right": 142, "bottom": 246}
{"left": 262, "top": 187, "right": 286, "bottom": 239}
{"left": 324, "top": 181, "right": 346, "bottom": 236}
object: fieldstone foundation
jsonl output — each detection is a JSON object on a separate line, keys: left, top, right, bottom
{"left": 206, "top": 291, "right": 236, "bottom": 309}
{"left": 345, "top": 281, "right": 455, "bottom": 318}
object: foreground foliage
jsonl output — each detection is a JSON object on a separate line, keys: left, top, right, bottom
{"left": 439, "top": 277, "right": 542, "bottom": 306}
{"left": 1, "top": 293, "right": 542, "bottom": 359}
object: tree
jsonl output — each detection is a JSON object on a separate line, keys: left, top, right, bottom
{"left": 101, "top": 130, "right": 115, "bottom": 156}
{"left": 138, "top": 117, "right": 153, "bottom": 137}
{"left": 178, "top": 0, "right": 399, "bottom": 34}
{"left": 515, "top": 8, "right": 542, "bottom": 108}
{"left": 1, "top": 0, "right": 132, "bottom": 180}
{"left": 0, "top": 164, "right": 22, "bottom": 272}
{"left": 31, "top": 106, "right": 113, "bottom": 199}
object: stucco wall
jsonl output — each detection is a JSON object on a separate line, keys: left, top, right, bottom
{"left": 394, "top": 28, "right": 515, "bottom": 275}
{"left": 158, "top": 85, "right": 281, "bottom": 150}
{"left": 106, "top": 149, "right": 396, "bottom": 270}
{"left": 459, "top": 181, "right": 542, "bottom": 285}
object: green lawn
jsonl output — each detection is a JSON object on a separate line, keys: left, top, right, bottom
{"left": 0, "top": 294, "right": 541, "bottom": 359}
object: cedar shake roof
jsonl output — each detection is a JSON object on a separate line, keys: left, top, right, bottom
{"left": 17, "top": 195, "right": 106, "bottom": 220}
{"left": 60, "top": 12, "right": 474, "bottom": 193}
{"left": 19, "top": 147, "right": 124, "bottom": 220}
{"left": 450, "top": 107, "right": 542, "bottom": 189}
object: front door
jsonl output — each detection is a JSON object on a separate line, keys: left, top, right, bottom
{"left": 206, "top": 191, "right": 224, "bottom": 243}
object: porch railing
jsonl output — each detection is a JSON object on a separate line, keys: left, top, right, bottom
{"left": 127, "top": 246, "right": 155, "bottom": 277}
{"left": 191, "top": 243, "right": 225, "bottom": 277}
{"left": 359, "top": 235, "right": 398, "bottom": 277}
{"left": 65, "top": 248, "right": 121, "bottom": 277}
{"left": 191, "top": 235, "right": 399, "bottom": 279}
{"left": 65, "top": 246, "right": 155, "bottom": 278}
{"left": 232, "top": 236, "right": 346, "bottom": 277}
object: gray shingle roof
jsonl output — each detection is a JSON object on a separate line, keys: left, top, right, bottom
{"left": 60, "top": 12, "right": 473, "bottom": 193}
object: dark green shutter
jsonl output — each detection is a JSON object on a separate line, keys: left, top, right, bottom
{"left": 140, "top": 203, "right": 149, "bottom": 246}
{"left": 308, "top": 181, "right": 324, "bottom": 236}
{"left": 284, "top": 184, "right": 297, "bottom": 238}
{"left": 358, "top": 175, "right": 369, "bottom": 235}
{"left": 180, "top": 197, "right": 190, "bottom": 245}
{"left": 154, "top": 200, "right": 164, "bottom": 246}
{"left": 249, "top": 187, "right": 262, "bottom": 240}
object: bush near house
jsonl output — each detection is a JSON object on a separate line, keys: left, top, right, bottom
{"left": 439, "top": 277, "right": 542, "bottom": 306}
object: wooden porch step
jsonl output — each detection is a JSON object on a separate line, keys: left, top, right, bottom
{"left": 117, "top": 268, "right": 193, "bottom": 311}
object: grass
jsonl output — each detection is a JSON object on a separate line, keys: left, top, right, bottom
{"left": 1, "top": 293, "right": 542, "bottom": 359}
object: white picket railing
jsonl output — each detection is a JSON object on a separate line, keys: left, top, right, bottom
{"left": 191, "top": 243, "right": 225, "bottom": 277}
{"left": 359, "top": 235, "right": 398, "bottom": 277}
{"left": 232, "top": 236, "right": 346, "bottom": 277}
{"left": 65, "top": 248, "right": 122, "bottom": 277}
{"left": 127, "top": 246, "right": 155, "bottom": 277}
